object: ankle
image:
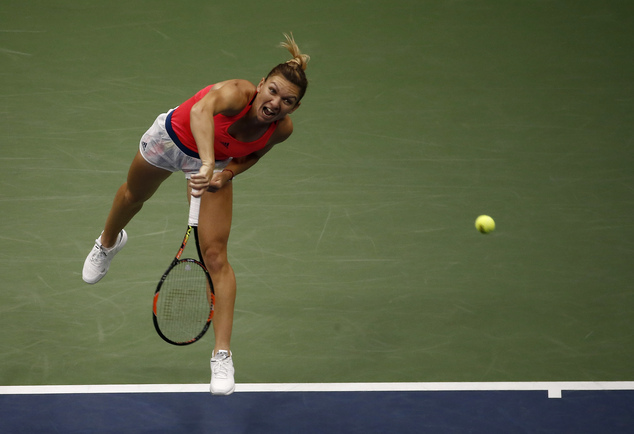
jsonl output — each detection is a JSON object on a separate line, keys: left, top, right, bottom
{"left": 99, "top": 231, "right": 118, "bottom": 249}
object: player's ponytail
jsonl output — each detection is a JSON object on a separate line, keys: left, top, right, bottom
{"left": 281, "top": 33, "right": 310, "bottom": 71}
{"left": 266, "top": 33, "right": 310, "bottom": 101}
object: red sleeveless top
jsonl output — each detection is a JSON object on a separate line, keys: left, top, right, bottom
{"left": 166, "top": 85, "right": 278, "bottom": 160}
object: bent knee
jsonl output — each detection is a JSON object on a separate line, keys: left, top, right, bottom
{"left": 201, "top": 244, "right": 229, "bottom": 274}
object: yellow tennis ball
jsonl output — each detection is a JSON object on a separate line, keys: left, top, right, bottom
{"left": 475, "top": 215, "right": 495, "bottom": 234}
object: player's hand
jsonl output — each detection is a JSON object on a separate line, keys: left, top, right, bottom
{"left": 189, "top": 165, "right": 213, "bottom": 197}
{"left": 206, "top": 170, "right": 229, "bottom": 193}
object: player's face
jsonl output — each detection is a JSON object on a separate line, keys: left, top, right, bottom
{"left": 254, "top": 75, "right": 301, "bottom": 123}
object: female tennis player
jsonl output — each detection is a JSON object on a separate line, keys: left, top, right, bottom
{"left": 82, "top": 34, "right": 309, "bottom": 395}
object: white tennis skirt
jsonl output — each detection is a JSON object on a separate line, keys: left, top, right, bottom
{"left": 139, "top": 110, "right": 230, "bottom": 177}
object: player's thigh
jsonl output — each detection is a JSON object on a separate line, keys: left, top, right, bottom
{"left": 126, "top": 151, "right": 173, "bottom": 202}
{"left": 198, "top": 182, "right": 233, "bottom": 259}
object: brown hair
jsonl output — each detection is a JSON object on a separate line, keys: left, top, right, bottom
{"left": 266, "top": 33, "right": 310, "bottom": 101}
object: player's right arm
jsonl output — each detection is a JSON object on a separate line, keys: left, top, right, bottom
{"left": 189, "top": 79, "right": 255, "bottom": 196}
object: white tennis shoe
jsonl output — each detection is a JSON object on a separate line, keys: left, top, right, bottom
{"left": 82, "top": 230, "right": 128, "bottom": 284}
{"left": 210, "top": 350, "right": 235, "bottom": 395}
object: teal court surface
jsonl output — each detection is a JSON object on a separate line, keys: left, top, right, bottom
{"left": 1, "top": 0, "right": 632, "bottom": 432}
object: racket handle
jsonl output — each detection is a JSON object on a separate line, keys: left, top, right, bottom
{"left": 189, "top": 194, "right": 201, "bottom": 227}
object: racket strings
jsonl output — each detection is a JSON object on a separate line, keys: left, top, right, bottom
{"left": 155, "top": 260, "right": 212, "bottom": 343}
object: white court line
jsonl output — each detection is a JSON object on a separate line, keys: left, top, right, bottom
{"left": 1, "top": 382, "right": 633, "bottom": 399}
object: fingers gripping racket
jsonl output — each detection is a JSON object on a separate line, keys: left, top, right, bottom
{"left": 153, "top": 195, "right": 214, "bottom": 345}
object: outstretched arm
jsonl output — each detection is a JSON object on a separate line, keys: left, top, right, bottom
{"left": 188, "top": 80, "right": 254, "bottom": 196}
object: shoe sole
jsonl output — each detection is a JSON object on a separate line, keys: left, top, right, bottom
{"left": 210, "top": 385, "right": 235, "bottom": 396}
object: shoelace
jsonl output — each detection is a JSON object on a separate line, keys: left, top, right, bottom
{"left": 90, "top": 232, "right": 122, "bottom": 263}
{"left": 212, "top": 357, "right": 232, "bottom": 378}
{"left": 89, "top": 244, "right": 108, "bottom": 264}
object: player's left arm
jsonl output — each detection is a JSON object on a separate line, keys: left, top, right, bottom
{"left": 209, "top": 116, "right": 294, "bottom": 190}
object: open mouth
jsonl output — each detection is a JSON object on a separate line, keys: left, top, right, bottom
{"left": 262, "top": 106, "right": 277, "bottom": 118}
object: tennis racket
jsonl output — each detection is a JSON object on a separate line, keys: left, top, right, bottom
{"left": 153, "top": 195, "right": 214, "bottom": 345}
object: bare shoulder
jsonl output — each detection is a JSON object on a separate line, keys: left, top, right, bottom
{"left": 213, "top": 79, "right": 256, "bottom": 100}
{"left": 203, "top": 79, "right": 256, "bottom": 115}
